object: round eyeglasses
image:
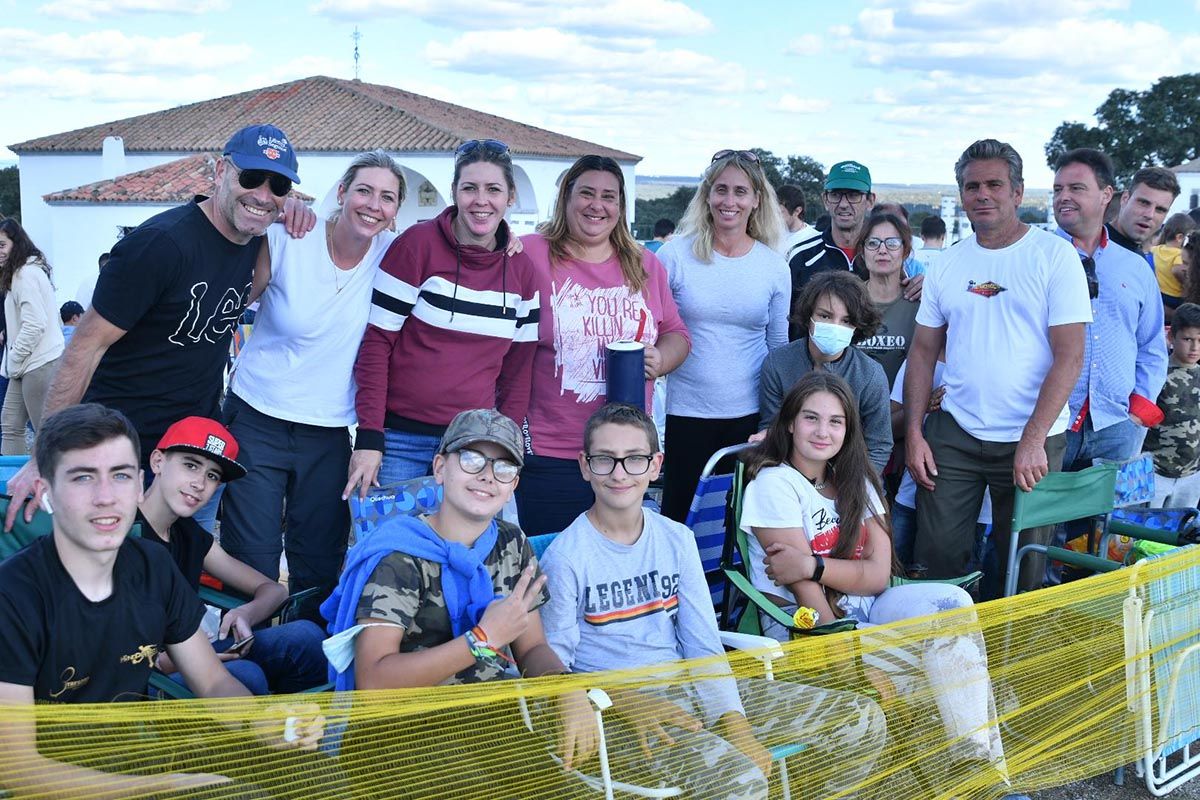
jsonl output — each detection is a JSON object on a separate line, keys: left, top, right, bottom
{"left": 865, "top": 237, "right": 903, "bottom": 252}
{"left": 455, "top": 448, "right": 520, "bottom": 483}
{"left": 585, "top": 454, "right": 653, "bottom": 476}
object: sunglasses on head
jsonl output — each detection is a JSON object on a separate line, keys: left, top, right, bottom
{"left": 456, "top": 139, "right": 509, "bottom": 159}
{"left": 226, "top": 158, "right": 292, "bottom": 198}
{"left": 711, "top": 149, "right": 759, "bottom": 164}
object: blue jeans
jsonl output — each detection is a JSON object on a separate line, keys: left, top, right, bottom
{"left": 514, "top": 453, "right": 595, "bottom": 536}
{"left": 164, "top": 620, "right": 328, "bottom": 695}
{"left": 379, "top": 428, "right": 444, "bottom": 485}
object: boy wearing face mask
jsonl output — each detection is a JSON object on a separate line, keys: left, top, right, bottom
{"left": 755, "top": 271, "right": 893, "bottom": 473}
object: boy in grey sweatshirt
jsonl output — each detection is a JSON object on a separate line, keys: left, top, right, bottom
{"left": 539, "top": 404, "right": 886, "bottom": 800}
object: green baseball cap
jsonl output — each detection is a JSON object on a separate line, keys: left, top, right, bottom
{"left": 439, "top": 409, "right": 525, "bottom": 466}
{"left": 825, "top": 161, "right": 872, "bottom": 193}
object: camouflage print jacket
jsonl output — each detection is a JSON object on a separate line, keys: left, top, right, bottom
{"left": 355, "top": 519, "right": 547, "bottom": 684}
{"left": 1145, "top": 362, "right": 1200, "bottom": 479}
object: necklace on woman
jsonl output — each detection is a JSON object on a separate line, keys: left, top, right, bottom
{"left": 326, "top": 222, "right": 357, "bottom": 295}
{"left": 807, "top": 475, "right": 828, "bottom": 490}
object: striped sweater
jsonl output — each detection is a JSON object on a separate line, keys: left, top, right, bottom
{"left": 353, "top": 206, "right": 539, "bottom": 450}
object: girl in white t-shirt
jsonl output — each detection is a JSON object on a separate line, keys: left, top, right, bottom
{"left": 741, "top": 372, "right": 1015, "bottom": 787}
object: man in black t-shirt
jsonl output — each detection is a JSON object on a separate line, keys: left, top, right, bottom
{"left": 5, "top": 124, "right": 302, "bottom": 529}
{"left": 0, "top": 404, "right": 324, "bottom": 797}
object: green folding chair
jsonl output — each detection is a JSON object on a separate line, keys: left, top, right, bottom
{"left": 1003, "top": 462, "right": 1119, "bottom": 597}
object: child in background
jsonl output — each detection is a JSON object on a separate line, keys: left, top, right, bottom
{"left": 59, "top": 301, "right": 83, "bottom": 347}
{"left": 1152, "top": 215, "right": 1197, "bottom": 320}
{"left": 1143, "top": 302, "right": 1200, "bottom": 507}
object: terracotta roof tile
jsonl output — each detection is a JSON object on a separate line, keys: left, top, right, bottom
{"left": 42, "top": 154, "right": 314, "bottom": 204}
{"left": 13, "top": 76, "right": 640, "bottom": 162}
{"left": 1172, "top": 157, "right": 1200, "bottom": 174}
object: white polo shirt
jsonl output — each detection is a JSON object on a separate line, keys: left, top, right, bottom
{"left": 915, "top": 227, "right": 1092, "bottom": 442}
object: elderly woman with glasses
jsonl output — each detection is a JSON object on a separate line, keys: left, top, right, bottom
{"left": 219, "top": 149, "right": 407, "bottom": 621}
{"left": 855, "top": 211, "right": 919, "bottom": 387}
{"left": 345, "top": 139, "right": 538, "bottom": 496}
{"left": 516, "top": 155, "right": 691, "bottom": 536}
{"left": 656, "top": 149, "right": 791, "bottom": 522}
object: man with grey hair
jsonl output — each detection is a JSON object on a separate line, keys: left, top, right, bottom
{"left": 904, "top": 139, "right": 1092, "bottom": 598}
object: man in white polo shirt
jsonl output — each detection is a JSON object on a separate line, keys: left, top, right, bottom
{"left": 904, "top": 139, "right": 1092, "bottom": 598}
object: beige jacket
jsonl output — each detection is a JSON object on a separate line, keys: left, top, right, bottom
{"left": 4, "top": 258, "right": 65, "bottom": 378}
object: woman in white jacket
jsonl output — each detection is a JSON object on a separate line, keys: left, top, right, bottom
{"left": 0, "top": 219, "right": 64, "bottom": 455}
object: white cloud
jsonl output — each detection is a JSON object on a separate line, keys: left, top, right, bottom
{"left": 784, "top": 34, "right": 823, "bottom": 56}
{"left": 774, "top": 94, "right": 832, "bottom": 114}
{"left": 0, "top": 66, "right": 230, "bottom": 104}
{"left": 39, "top": 0, "right": 229, "bottom": 22}
{"left": 309, "top": 0, "right": 712, "bottom": 37}
{"left": 424, "top": 28, "right": 747, "bottom": 93}
{"left": 0, "top": 28, "right": 251, "bottom": 73}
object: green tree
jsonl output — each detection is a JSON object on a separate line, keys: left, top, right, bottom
{"left": 633, "top": 185, "right": 696, "bottom": 239}
{"left": 0, "top": 166, "right": 19, "bottom": 221}
{"left": 1045, "top": 73, "right": 1200, "bottom": 178}
{"left": 781, "top": 155, "right": 825, "bottom": 223}
{"left": 749, "top": 148, "right": 786, "bottom": 189}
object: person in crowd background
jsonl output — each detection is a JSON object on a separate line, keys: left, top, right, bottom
{"left": 757, "top": 270, "right": 892, "bottom": 473}
{"left": 0, "top": 218, "right": 64, "bottom": 455}
{"left": 348, "top": 139, "right": 538, "bottom": 491}
{"left": 516, "top": 155, "right": 690, "bottom": 536}
{"left": 776, "top": 183, "right": 818, "bottom": 263}
{"left": 75, "top": 251, "right": 108, "bottom": 311}
{"left": 906, "top": 139, "right": 1090, "bottom": 599}
{"left": 221, "top": 149, "right": 405, "bottom": 623}
{"left": 912, "top": 215, "right": 947, "bottom": 275}
{"left": 856, "top": 210, "right": 919, "bottom": 387}
{"left": 1142, "top": 302, "right": 1200, "bottom": 508}
{"left": 1151, "top": 213, "right": 1197, "bottom": 320}
{"left": 657, "top": 149, "right": 790, "bottom": 522}
{"left": 1107, "top": 166, "right": 1180, "bottom": 263}
{"left": 59, "top": 301, "right": 83, "bottom": 347}
{"left": 645, "top": 217, "right": 676, "bottom": 253}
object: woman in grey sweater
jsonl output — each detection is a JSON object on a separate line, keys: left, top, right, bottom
{"left": 757, "top": 270, "right": 893, "bottom": 473}
{"left": 657, "top": 150, "right": 791, "bottom": 521}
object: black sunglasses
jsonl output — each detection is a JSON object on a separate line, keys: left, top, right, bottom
{"left": 1081, "top": 255, "right": 1099, "bottom": 299}
{"left": 227, "top": 158, "right": 292, "bottom": 198}
{"left": 711, "top": 149, "right": 759, "bottom": 164}
{"left": 456, "top": 139, "right": 509, "bottom": 159}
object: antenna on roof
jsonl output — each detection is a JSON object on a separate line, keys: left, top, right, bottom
{"left": 352, "top": 27, "right": 362, "bottom": 80}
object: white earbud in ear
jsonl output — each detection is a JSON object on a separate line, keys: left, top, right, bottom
{"left": 40, "top": 492, "right": 53, "bottom": 514}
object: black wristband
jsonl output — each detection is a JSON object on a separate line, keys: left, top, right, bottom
{"left": 810, "top": 554, "right": 825, "bottom": 584}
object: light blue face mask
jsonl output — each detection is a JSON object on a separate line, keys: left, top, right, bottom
{"left": 810, "top": 320, "right": 855, "bottom": 356}
{"left": 321, "top": 622, "right": 403, "bottom": 673}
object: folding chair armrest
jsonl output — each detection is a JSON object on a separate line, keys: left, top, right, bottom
{"left": 1109, "top": 519, "right": 1193, "bottom": 547}
{"left": 723, "top": 568, "right": 796, "bottom": 629}
{"left": 1043, "top": 546, "right": 1123, "bottom": 574}
{"left": 149, "top": 671, "right": 195, "bottom": 700}
{"left": 197, "top": 585, "right": 246, "bottom": 611}
{"left": 278, "top": 587, "right": 321, "bottom": 624}
{"left": 719, "top": 631, "right": 785, "bottom": 664}
{"left": 889, "top": 571, "right": 983, "bottom": 591}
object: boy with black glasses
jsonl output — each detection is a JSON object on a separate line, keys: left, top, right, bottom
{"left": 538, "top": 403, "right": 886, "bottom": 799}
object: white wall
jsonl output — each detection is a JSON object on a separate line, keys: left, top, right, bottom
{"left": 1169, "top": 173, "right": 1200, "bottom": 219}
{"left": 44, "top": 203, "right": 171, "bottom": 306}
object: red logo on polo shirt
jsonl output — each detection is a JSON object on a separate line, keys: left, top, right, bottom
{"left": 967, "top": 280, "right": 1006, "bottom": 297}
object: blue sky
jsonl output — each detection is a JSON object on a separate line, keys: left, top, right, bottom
{"left": 2, "top": 0, "right": 1198, "bottom": 187}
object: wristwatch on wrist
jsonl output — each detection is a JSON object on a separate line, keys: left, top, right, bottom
{"left": 810, "top": 553, "right": 826, "bottom": 584}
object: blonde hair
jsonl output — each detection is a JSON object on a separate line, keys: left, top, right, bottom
{"left": 538, "top": 155, "right": 646, "bottom": 293}
{"left": 679, "top": 153, "right": 785, "bottom": 263}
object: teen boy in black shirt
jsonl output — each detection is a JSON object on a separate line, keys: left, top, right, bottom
{"left": 0, "top": 404, "right": 324, "bottom": 798}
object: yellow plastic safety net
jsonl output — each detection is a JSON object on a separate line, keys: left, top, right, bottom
{"left": 2, "top": 546, "right": 1198, "bottom": 800}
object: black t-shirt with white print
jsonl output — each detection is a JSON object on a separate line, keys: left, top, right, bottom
{"left": 0, "top": 535, "right": 205, "bottom": 702}
{"left": 85, "top": 198, "right": 259, "bottom": 456}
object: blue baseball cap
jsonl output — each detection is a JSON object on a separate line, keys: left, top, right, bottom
{"left": 222, "top": 124, "right": 300, "bottom": 183}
